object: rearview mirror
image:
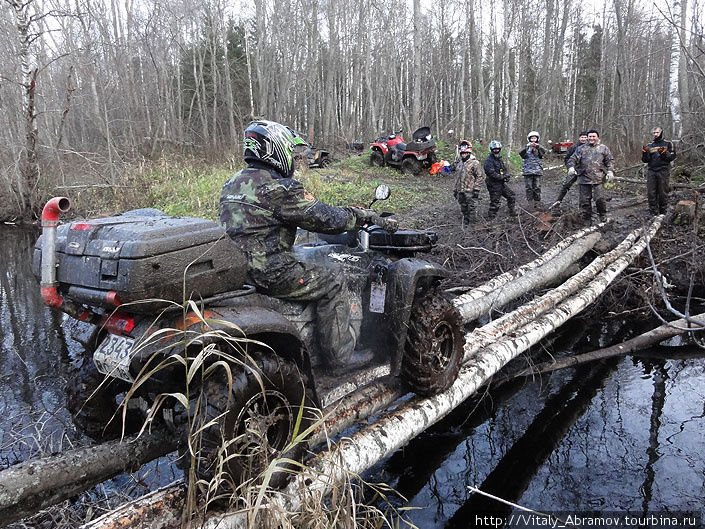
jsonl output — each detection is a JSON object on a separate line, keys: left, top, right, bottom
{"left": 375, "top": 184, "right": 391, "bottom": 201}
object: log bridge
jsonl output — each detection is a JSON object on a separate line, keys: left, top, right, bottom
{"left": 0, "top": 216, "right": 669, "bottom": 528}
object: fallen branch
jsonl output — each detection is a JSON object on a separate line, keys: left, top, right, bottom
{"left": 507, "top": 310, "right": 705, "bottom": 378}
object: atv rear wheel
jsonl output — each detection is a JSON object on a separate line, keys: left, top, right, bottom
{"left": 401, "top": 157, "right": 422, "bottom": 175}
{"left": 401, "top": 290, "right": 464, "bottom": 396}
{"left": 320, "top": 156, "right": 332, "bottom": 168}
{"left": 66, "top": 358, "right": 142, "bottom": 441}
{"left": 187, "top": 352, "right": 315, "bottom": 490}
{"left": 370, "top": 150, "right": 385, "bottom": 167}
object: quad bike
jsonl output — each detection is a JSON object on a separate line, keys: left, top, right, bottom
{"left": 302, "top": 143, "right": 332, "bottom": 168}
{"left": 369, "top": 127, "right": 438, "bottom": 175}
{"left": 32, "top": 186, "right": 463, "bottom": 489}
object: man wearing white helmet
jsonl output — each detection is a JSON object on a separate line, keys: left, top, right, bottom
{"left": 519, "top": 131, "right": 547, "bottom": 210}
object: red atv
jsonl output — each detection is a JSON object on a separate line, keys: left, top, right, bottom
{"left": 369, "top": 127, "right": 438, "bottom": 175}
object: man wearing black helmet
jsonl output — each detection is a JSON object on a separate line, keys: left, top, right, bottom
{"left": 219, "top": 120, "right": 397, "bottom": 371}
{"left": 483, "top": 140, "right": 517, "bottom": 219}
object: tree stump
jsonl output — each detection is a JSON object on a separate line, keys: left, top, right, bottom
{"left": 672, "top": 200, "right": 696, "bottom": 225}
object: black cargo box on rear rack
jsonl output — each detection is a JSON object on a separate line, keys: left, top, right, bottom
{"left": 32, "top": 209, "right": 246, "bottom": 312}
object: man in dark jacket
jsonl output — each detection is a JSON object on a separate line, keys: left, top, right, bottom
{"left": 483, "top": 140, "right": 517, "bottom": 219}
{"left": 551, "top": 131, "right": 588, "bottom": 208}
{"left": 566, "top": 129, "right": 614, "bottom": 224}
{"left": 519, "top": 130, "right": 547, "bottom": 210}
{"left": 219, "top": 120, "right": 396, "bottom": 371}
{"left": 642, "top": 126, "right": 677, "bottom": 215}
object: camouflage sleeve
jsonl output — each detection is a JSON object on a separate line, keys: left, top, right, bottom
{"left": 537, "top": 144, "right": 547, "bottom": 156}
{"left": 518, "top": 146, "right": 528, "bottom": 159}
{"left": 472, "top": 160, "right": 485, "bottom": 187}
{"left": 269, "top": 179, "right": 357, "bottom": 234}
{"left": 603, "top": 146, "right": 615, "bottom": 171}
{"left": 566, "top": 148, "right": 580, "bottom": 169}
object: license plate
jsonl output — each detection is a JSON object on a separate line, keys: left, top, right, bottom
{"left": 94, "top": 334, "right": 135, "bottom": 382}
{"left": 369, "top": 281, "right": 387, "bottom": 313}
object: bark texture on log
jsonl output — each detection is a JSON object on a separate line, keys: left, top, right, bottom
{"left": 450, "top": 224, "right": 601, "bottom": 308}
{"left": 453, "top": 232, "right": 601, "bottom": 323}
{"left": 463, "top": 226, "right": 642, "bottom": 361}
{"left": 510, "top": 310, "right": 705, "bottom": 378}
{"left": 0, "top": 429, "right": 177, "bottom": 526}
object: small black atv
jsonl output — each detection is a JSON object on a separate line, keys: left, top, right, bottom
{"left": 33, "top": 186, "right": 464, "bottom": 488}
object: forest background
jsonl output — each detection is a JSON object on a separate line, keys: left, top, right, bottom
{"left": 1, "top": 0, "right": 703, "bottom": 219}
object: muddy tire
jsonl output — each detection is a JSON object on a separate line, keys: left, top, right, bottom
{"left": 402, "top": 157, "right": 422, "bottom": 175}
{"left": 66, "top": 359, "right": 141, "bottom": 441}
{"left": 370, "top": 150, "right": 385, "bottom": 167}
{"left": 320, "top": 156, "right": 332, "bottom": 168}
{"left": 401, "top": 290, "right": 464, "bottom": 396}
{"left": 186, "top": 352, "right": 315, "bottom": 490}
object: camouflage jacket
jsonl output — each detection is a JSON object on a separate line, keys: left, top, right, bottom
{"left": 518, "top": 143, "right": 546, "bottom": 175}
{"left": 219, "top": 162, "right": 358, "bottom": 290}
{"left": 453, "top": 154, "right": 484, "bottom": 194}
{"left": 566, "top": 142, "right": 614, "bottom": 184}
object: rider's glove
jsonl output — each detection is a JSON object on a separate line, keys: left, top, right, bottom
{"left": 605, "top": 170, "right": 614, "bottom": 182}
{"left": 350, "top": 207, "right": 378, "bottom": 227}
{"left": 658, "top": 146, "right": 667, "bottom": 155}
{"left": 567, "top": 167, "right": 577, "bottom": 177}
{"left": 376, "top": 216, "right": 399, "bottom": 233}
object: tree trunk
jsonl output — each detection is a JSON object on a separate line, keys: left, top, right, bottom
{"left": 0, "top": 429, "right": 178, "bottom": 526}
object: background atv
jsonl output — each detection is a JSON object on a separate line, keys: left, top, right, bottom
{"left": 33, "top": 186, "right": 463, "bottom": 490}
{"left": 369, "top": 127, "right": 437, "bottom": 175}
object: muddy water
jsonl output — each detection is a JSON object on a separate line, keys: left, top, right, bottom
{"left": 0, "top": 227, "right": 176, "bottom": 503}
{"left": 2, "top": 226, "right": 704, "bottom": 525}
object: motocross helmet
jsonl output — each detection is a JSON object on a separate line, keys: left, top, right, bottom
{"left": 489, "top": 140, "right": 502, "bottom": 151}
{"left": 527, "top": 131, "right": 540, "bottom": 142}
{"left": 459, "top": 140, "right": 472, "bottom": 153}
{"left": 243, "top": 120, "right": 307, "bottom": 177}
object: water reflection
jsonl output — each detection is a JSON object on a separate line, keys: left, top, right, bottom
{"left": 0, "top": 227, "right": 84, "bottom": 466}
{"left": 367, "top": 332, "right": 705, "bottom": 527}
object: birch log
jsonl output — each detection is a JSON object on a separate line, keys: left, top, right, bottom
{"left": 452, "top": 224, "right": 603, "bottom": 323}
{"left": 462, "top": 225, "right": 643, "bottom": 361}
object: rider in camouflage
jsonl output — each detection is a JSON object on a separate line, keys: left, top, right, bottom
{"left": 566, "top": 129, "right": 615, "bottom": 224}
{"left": 219, "top": 120, "right": 396, "bottom": 371}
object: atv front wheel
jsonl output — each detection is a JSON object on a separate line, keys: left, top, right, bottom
{"left": 401, "top": 290, "right": 464, "bottom": 396}
{"left": 401, "top": 157, "right": 422, "bottom": 175}
{"left": 370, "top": 150, "right": 385, "bottom": 167}
{"left": 188, "top": 352, "right": 315, "bottom": 489}
{"left": 320, "top": 156, "right": 332, "bottom": 168}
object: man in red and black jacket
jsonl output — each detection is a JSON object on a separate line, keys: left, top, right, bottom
{"left": 642, "top": 126, "right": 677, "bottom": 215}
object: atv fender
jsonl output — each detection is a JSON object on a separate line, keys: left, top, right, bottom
{"left": 204, "top": 306, "right": 320, "bottom": 406}
{"left": 385, "top": 258, "right": 449, "bottom": 375}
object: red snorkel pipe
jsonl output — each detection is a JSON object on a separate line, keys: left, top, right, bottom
{"left": 40, "top": 197, "right": 71, "bottom": 307}
{"left": 40, "top": 197, "right": 101, "bottom": 323}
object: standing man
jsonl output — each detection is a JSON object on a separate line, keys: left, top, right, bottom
{"left": 483, "top": 140, "right": 517, "bottom": 219}
{"left": 551, "top": 131, "right": 588, "bottom": 209}
{"left": 566, "top": 129, "right": 614, "bottom": 224}
{"left": 452, "top": 140, "right": 484, "bottom": 226}
{"left": 219, "top": 120, "right": 396, "bottom": 372}
{"left": 642, "top": 126, "right": 677, "bottom": 215}
{"left": 518, "top": 130, "right": 547, "bottom": 210}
